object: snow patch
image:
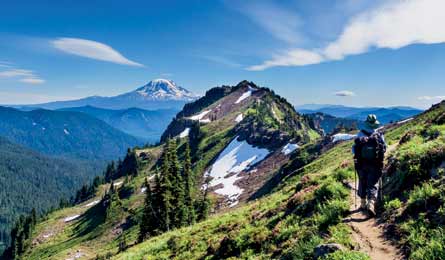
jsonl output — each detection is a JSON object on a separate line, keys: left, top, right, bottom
{"left": 199, "top": 119, "right": 211, "bottom": 123}
{"left": 179, "top": 127, "right": 190, "bottom": 138}
{"left": 64, "top": 129, "right": 70, "bottom": 135}
{"left": 84, "top": 200, "right": 99, "bottom": 207}
{"left": 205, "top": 137, "right": 270, "bottom": 207}
{"left": 189, "top": 110, "right": 212, "bottom": 123}
{"left": 332, "top": 133, "right": 356, "bottom": 143}
{"left": 64, "top": 215, "right": 80, "bottom": 223}
{"left": 32, "top": 122, "right": 37, "bottom": 126}
{"left": 113, "top": 181, "right": 123, "bottom": 187}
{"left": 235, "top": 91, "right": 252, "bottom": 104}
{"left": 235, "top": 113, "right": 243, "bottom": 123}
{"left": 141, "top": 187, "right": 147, "bottom": 193}
{"left": 235, "top": 86, "right": 257, "bottom": 104}
{"left": 397, "top": 118, "right": 414, "bottom": 124}
{"left": 282, "top": 143, "right": 300, "bottom": 155}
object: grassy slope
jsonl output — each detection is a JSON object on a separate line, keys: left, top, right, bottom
{"left": 380, "top": 102, "right": 445, "bottom": 259}
{"left": 25, "top": 98, "right": 444, "bottom": 260}
{"left": 114, "top": 102, "right": 445, "bottom": 259}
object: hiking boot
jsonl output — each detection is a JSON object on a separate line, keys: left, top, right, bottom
{"left": 360, "top": 199, "right": 367, "bottom": 210}
{"left": 367, "top": 198, "right": 377, "bottom": 216}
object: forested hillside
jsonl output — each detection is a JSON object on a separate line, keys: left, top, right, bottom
{"left": 59, "top": 106, "right": 178, "bottom": 142}
{"left": 0, "top": 106, "right": 141, "bottom": 161}
{"left": 0, "top": 137, "right": 95, "bottom": 254}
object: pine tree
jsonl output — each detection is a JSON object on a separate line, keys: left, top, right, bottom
{"left": 139, "top": 179, "right": 158, "bottom": 241}
{"left": 104, "top": 161, "right": 116, "bottom": 182}
{"left": 121, "top": 149, "right": 139, "bottom": 177}
{"left": 183, "top": 140, "right": 196, "bottom": 224}
{"left": 169, "top": 139, "right": 187, "bottom": 228}
{"left": 158, "top": 141, "right": 173, "bottom": 231}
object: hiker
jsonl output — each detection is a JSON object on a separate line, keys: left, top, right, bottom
{"left": 352, "top": 114, "right": 387, "bottom": 215}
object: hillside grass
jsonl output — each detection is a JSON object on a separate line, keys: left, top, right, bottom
{"left": 381, "top": 102, "right": 445, "bottom": 260}
{"left": 113, "top": 141, "right": 364, "bottom": 259}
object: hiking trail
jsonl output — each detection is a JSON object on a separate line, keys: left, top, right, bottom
{"left": 344, "top": 143, "right": 403, "bottom": 260}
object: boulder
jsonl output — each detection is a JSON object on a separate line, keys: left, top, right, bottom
{"left": 313, "top": 243, "right": 345, "bottom": 259}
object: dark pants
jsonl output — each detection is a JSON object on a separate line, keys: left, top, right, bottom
{"left": 356, "top": 162, "right": 383, "bottom": 201}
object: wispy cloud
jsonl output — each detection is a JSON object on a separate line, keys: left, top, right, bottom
{"left": 334, "top": 90, "right": 355, "bottom": 97}
{"left": 0, "top": 68, "right": 45, "bottom": 84}
{"left": 0, "top": 91, "right": 75, "bottom": 105}
{"left": 248, "top": 0, "right": 445, "bottom": 70}
{"left": 160, "top": 73, "right": 174, "bottom": 78}
{"left": 200, "top": 55, "right": 242, "bottom": 68}
{"left": 19, "top": 78, "right": 45, "bottom": 84}
{"left": 0, "top": 61, "right": 13, "bottom": 68}
{"left": 418, "top": 95, "right": 445, "bottom": 101}
{"left": 52, "top": 37, "right": 144, "bottom": 67}
{"left": 228, "top": 1, "right": 303, "bottom": 44}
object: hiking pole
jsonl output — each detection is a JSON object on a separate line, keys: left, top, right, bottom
{"left": 354, "top": 168, "right": 357, "bottom": 209}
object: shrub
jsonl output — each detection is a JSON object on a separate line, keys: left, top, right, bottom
{"left": 384, "top": 198, "right": 402, "bottom": 214}
{"left": 324, "top": 250, "right": 370, "bottom": 260}
{"left": 407, "top": 183, "right": 439, "bottom": 211}
{"left": 314, "top": 181, "right": 349, "bottom": 203}
{"left": 316, "top": 199, "right": 349, "bottom": 231}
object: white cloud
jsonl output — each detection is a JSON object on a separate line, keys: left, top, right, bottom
{"left": 0, "top": 69, "right": 34, "bottom": 78}
{"left": 248, "top": 49, "right": 323, "bottom": 71}
{"left": 335, "top": 90, "right": 355, "bottom": 97}
{"left": 52, "top": 37, "right": 144, "bottom": 67}
{"left": 0, "top": 61, "right": 13, "bottom": 68}
{"left": 418, "top": 95, "right": 445, "bottom": 101}
{"left": 249, "top": 0, "right": 445, "bottom": 70}
{"left": 19, "top": 78, "right": 45, "bottom": 84}
{"left": 0, "top": 68, "right": 45, "bottom": 85}
{"left": 229, "top": 1, "right": 303, "bottom": 44}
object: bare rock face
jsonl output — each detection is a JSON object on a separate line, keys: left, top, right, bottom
{"left": 313, "top": 243, "right": 345, "bottom": 259}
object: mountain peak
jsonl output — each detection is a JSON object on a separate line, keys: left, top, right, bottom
{"left": 134, "top": 79, "right": 197, "bottom": 101}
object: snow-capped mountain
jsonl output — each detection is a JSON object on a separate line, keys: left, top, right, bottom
{"left": 132, "top": 79, "right": 197, "bottom": 101}
{"left": 14, "top": 79, "right": 198, "bottom": 110}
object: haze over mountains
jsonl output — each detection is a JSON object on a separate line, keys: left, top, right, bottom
{"left": 0, "top": 106, "right": 141, "bottom": 161}
{"left": 17, "top": 79, "right": 198, "bottom": 110}
{"left": 59, "top": 106, "right": 177, "bottom": 142}
{"left": 296, "top": 104, "right": 422, "bottom": 124}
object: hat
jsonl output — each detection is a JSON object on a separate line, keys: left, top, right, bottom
{"left": 365, "top": 114, "right": 380, "bottom": 129}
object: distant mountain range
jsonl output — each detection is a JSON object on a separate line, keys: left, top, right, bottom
{"left": 16, "top": 79, "right": 198, "bottom": 110}
{"left": 296, "top": 104, "right": 422, "bottom": 124}
{"left": 0, "top": 106, "right": 141, "bottom": 161}
{"left": 305, "top": 112, "right": 364, "bottom": 135}
{"left": 59, "top": 106, "right": 178, "bottom": 142}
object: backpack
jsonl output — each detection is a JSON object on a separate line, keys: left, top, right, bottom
{"left": 354, "top": 131, "right": 386, "bottom": 161}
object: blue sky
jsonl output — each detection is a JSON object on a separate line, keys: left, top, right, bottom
{"left": 1, "top": 0, "right": 444, "bottom": 108}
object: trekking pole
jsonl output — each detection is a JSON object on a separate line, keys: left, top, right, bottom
{"left": 354, "top": 169, "right": 357, "bottom": 209}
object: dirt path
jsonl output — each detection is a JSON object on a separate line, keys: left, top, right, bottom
{"left": 344, "top": 144, "right": 403, "bottom": 260}
{"left": 344, "top": 182, "right": 403, "bottom": 260}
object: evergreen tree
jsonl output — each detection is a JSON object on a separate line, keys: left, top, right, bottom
{"left": 158, "top": 141, "right": 173, "bottom": 231}
{"left": 104, "top": 161, "right": 116, "bottom": 182}
{"left": 183, "top": 140, "right": 196, "bottom": 224}
{"left": 121, "top": 149, "right": 139, "bottom": 177}
{"left": 169, "top": 139, "right": 187, "bottom": 228}
{"left": 139, "top": 179, "right": 158, "bottom": 241}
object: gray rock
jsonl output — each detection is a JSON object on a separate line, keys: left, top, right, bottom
{"left": 313, "top": 243, "right": 345, "bottom": 259}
